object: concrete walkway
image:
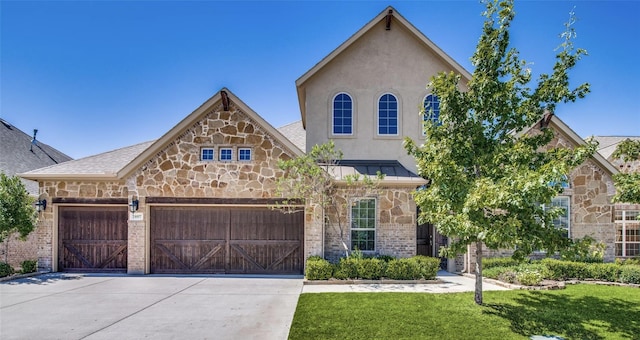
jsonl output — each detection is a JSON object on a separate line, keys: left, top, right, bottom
{"left": 302, "top": 271, "right": 510, "bottom": 293}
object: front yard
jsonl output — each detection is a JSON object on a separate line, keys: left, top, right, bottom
{"left": 288, "top": 284, "right": 640, "bottom": 340}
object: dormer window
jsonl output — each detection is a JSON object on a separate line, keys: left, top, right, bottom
{"left": 378, "top": 93, "right": 398, "bottom": 135}
{"left": 333, "top": 93, "right": 353, "bottom": 135}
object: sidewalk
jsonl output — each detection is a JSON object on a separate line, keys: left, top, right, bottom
{"left": 301, "top": 271, "right": 510, "bottom": 293}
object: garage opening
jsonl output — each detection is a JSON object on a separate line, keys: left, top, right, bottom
{"left": 150, "top": 206, "right": 304, "bottom": 274}
{"left": 58, "top": 206, "right": 128, "bottom": 272}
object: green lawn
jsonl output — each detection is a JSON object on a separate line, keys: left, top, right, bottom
{"left": 288, "top": 284, "right": 640, "bottom": 340}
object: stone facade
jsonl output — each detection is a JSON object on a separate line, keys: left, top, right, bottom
{"left": 33, "top": 101, "right": 302, "bottom": 273}
{"left": 322, "top": 186, "right": 417, "bottom": 262}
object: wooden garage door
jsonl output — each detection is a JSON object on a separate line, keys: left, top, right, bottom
{"left": 58, "top": 206, "right": 128, "bottom": 272}
{"left": 150, "top": 207, "right": 303, "bottom": 274}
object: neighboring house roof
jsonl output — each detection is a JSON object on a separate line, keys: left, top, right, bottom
{"left": 591, "top": 136, "right": 640, "bottom": 160}
{"left": 21, "top": 141, "right": 155, "bottom": 180}
{"left": 295, "top": 6, "right": 473, "bottom": 128}
{"left": 328, "top": 160, "right": 427, "bottom": 186}
{"left": 277, "top": 120, "right": 306, "bottom": 151}
{"left": 21, "top": 88, "right": 304, "bottom": 181}
{"left": 0, "top": 118, "right": 72, "bottom": 194}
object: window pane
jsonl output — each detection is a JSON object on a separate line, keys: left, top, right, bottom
{"left": 378, "top": 94, "right": 398, "bottom": 135}
{"left": 351, "top": 199, "right": 376, "bottom": 251}
{"left": 220, "top": 149, "right": 232, "bottom": 161}
{"left": 201, "top": 148, "right": 214, "bottom": 161}
{"left": 333, "top": 93, "right": 352, "bottom": 135}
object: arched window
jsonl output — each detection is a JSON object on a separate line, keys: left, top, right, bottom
{"left": 378, "top": 93, "right": 398, "bottom": 135}
{"left": 423, "top": 94, "right": 440, "bottom": 124}
{"left": 333, "top": 93, "right": 353, "bottom": 135}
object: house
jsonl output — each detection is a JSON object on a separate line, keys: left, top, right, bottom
{"left": 20, "top": 6, "right": 636, "bottom": 275}
{"left": 592, "top": 136, "right": 640, "bottom": 258}
{"left": 0, "top": 118, "right": 72, "bottom": 267}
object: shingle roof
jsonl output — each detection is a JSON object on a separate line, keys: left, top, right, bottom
{"left": 277, "top": 120, "right": 306, "bottom": 151}
{"left": 21, "top": 140, "right": 155, "bottom": 179}
{"left": 0, "top": 118, "right": 73, "bottom": 194}
{"left": 591, "top": 136, "right": 640, "bottom": 160}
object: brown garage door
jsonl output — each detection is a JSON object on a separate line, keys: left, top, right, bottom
{"left": 150, "top": 206, "right": 303, "bottom": 274}
{"left": 58, "top": 206, "right": 128, "bottom": 272}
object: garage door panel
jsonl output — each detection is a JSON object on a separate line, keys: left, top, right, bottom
{"left": 150, "top": 206, "right": 303, "bottom": 274}
{"left": 228, "top": 241, "right": 302, "bottom": 274}
{"left": 152, "top": 240, "right": 226, "bottom": 273}
{"left": 58, "top": 206, "right": 128, "bottom": 272}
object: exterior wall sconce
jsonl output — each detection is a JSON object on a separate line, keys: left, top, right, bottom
{"left": 129, "top": 198, "right": 139, "bottom": 213}
{"left": 35, "top": 199, "right": 47, "bottom": 213}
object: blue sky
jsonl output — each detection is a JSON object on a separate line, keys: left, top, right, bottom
{"left": 1, "top": 0, "right": 639, "bottom": 159}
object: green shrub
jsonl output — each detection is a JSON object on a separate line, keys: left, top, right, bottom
{"left": 357, "top": 258, "right": 384, "bottom": 280}
{"left": 616, "top": 257, "right": 640, "bottom": 266}
{"left": 499, "top": 270, "right": 518, "bottom": 284}
{"left": 619, "top": 266, "right": 640, "bottom": 284}
{"left": 541, "top": 258, "right": 590, "bottom": 280}
{"left": 20, "top": 260, "right": 37, "bottom": 274}
{"left": 385, "top": 258, "right": 421, "bottom": 280}
{"left": 376, "top": 255, "right": 396, "bottom": 262}
{"left": 305, "top": 257, "right": 333, "bottom": 280}
{"left": 411, "top": 256, "right": 440, "bottom": 280}
{"left": 587, "top": 263, "right": 621, "bottom": 282}
{"left": 516, "top": 269, "right": 543, "bottom": 286}
{"left": 334, "top": 257, "right": 359, "bottom": 279}
{"left": 482, "top": 266, "right": 512, "bottom": 280}
{"left": 483, "top": 257, "right": 525, "bottom": 269}
{"left": 0, "top": 262, "right": 14, "bottom": 277}
{"left": 560, "top": 236, "right": 605, "bottom": 263}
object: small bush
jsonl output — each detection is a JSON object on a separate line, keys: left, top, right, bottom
{"left": 482, "top": 266, "right": 512, "bottom": 280}
{"left": 333, "top": 257, "right": 359, "bottom": 279}
{"left": 305, "top": 257, "right": 333, "bottom": 280}
{"left": 616, "top": 257, "right": 640, "bottom": 266}
{"left": 357, "top": 258, "right": 384, "bottom": 280}
{"left": 619, "top": 266, "right": 640, "bottom": 284}
{"left": 0, "top": 262, "right": 14, "bottom": 277}
{"left": 411, "top": 256, "right": 440, "bottom": 280}
{"left": 376, "top": 255, "right": 396, "bottom": 262}
{"left": 385, "top": 258, "right": 421, "bottom": 280}
{"left": 516, "top": 269, "right": 543, "bottom": 286}
{"left": 20, "top": 260, "right": 37, "bottom": 274}
{"left": 587, "top": 263, "right": 621, "bottom": 282}
{"left": 541, "top": 258, "right": 590, "bottom": 280}
{"left": 560, "top": 236, "right": 605, "bottom": 263}
{"left": 483, "top": 257, "right": 525, "bottom": 269}
{"left": 499, "top": 270, "right": 518, "bottom": 284}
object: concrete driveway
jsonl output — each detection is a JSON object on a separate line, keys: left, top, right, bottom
{"left": 0, "top": 273, "right": 303, "bottom": 340}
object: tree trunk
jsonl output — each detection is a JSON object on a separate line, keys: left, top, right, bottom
{"left": 474, "top": 240, "right": 483, "bottom": 305}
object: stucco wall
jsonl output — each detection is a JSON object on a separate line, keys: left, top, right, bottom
{"left": 303, "top": 17, "right": 468, "bottom": 174}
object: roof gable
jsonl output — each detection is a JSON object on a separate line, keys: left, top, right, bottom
{"left": 295, "top": 6, "right": 472, "bottom": 127}
{"left": 118, "top": 88, "right": 303, "bottom": 179}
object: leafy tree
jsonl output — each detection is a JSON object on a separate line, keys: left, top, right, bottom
{"left": 0, "top": 173, "right": 37, "bottom": 244}
{"left": 404, "top": 0, "right": 594, "bottom": 304}
{"left": 274, "top": 140, "right": 382, "bottom": 257}
{"left": 611, "top": 139, "right": 640, "bottom": 204}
